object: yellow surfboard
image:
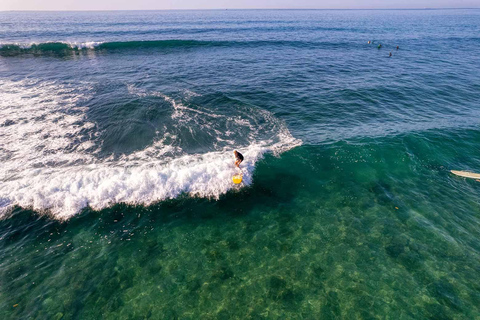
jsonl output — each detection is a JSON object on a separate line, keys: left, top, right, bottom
{"left": 232, "top": 173, "right": 243, "bottom": 184}
{"left": 451, "top": 170, "right": 480, "bottom": 179}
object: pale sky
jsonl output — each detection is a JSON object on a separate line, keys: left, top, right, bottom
{"left": 1, "top": 0, "right": 479, "bottom": 11}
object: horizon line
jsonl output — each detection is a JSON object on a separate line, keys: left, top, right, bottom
{"left": 1, "top": 7, "right": 479, "bottom": 12}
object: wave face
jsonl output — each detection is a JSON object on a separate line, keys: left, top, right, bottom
{"left": 0, "top": 79, "right": 300, "bottom": 219}
{"left": 0, "top": 40, "right": 217, "bottom": 56}
{"left": 0, "top": 39, "right": 347, "bottom": 56}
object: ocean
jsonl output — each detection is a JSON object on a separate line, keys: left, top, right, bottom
{"left": 1, "top": 9, "right": 480, "bottom": 319}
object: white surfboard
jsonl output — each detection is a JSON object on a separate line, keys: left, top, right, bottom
{"left": 451, "top": 170, "right": 480, "bottom": 179}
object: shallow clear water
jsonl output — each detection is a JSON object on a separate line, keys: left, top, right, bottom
{"left": 1, "top": 9, "right": 480, "bottom": 319}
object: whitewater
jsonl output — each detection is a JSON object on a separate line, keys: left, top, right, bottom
{"left": 0, "top": 78, "right": 301, "bottom": 219}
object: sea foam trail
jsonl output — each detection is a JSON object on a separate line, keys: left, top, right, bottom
{"left": 0, "top": 79, "right": 301, "bottom": 220}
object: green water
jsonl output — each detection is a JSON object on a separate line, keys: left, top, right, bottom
{"left": 2, "top": 130, "right": 480, "bottom": 319}
{"left": 2, "top": 9, "right": 480, "bottom": 319}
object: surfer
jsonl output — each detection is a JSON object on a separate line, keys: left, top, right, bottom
{"left": 234, "top": 150, "right": 244, "bottom": 168}
{"left": 396, "top": 46, "right": 399, "bottom": 50}
{"left": 389, "top": 52, "right": 392, "bottom": 57}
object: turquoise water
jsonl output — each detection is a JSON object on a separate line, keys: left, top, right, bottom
{"left": 1, "top": 9, "right": 480, "bottom": 319}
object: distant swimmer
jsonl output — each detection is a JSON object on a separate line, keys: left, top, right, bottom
{"left": 378, "top": 44, "right": 382, "bottom": 49}
{"left": 389, "top": 52, "right": 392, "bottom": 57}
{"left": 234, "top": 150, "right": 244, "bottom": 168}
{"left": 396, "top": 46, "right": 399, "bottom": 50}
{"left": 368, "top": 41, "right": 371, "bottom": 44}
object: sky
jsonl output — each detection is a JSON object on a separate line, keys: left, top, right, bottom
{"left": 1, "top": 0, "right": 479, "bottom": 11}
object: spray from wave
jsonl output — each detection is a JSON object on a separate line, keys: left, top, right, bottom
{"left": 0, "top": 41, "right": 103, "bottom": 56}
{"left": 0, "top": 79, "right": 301, "bottom": 220}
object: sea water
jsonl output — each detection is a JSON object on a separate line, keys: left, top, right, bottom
{"left": 1, "top": 9, "right": 480, "bottom": 319}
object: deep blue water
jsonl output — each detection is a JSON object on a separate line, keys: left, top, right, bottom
{"left": 1, "top": 9, "right": 480, "bottom": 319}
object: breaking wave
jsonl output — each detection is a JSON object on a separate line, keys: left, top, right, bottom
{"left": 0, "top": 79, "right": 301, "bottom": 219}
{"left": 0, "top": 39, "right": 348, "bottom": 56}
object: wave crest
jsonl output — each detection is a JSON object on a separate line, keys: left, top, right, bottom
{"left": 0, "top": 39, "right": 343, "bottom": 56}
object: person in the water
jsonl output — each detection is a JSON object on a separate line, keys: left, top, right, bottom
{"left": 389, "top": 52, "right": 392, "bottom": 57}
{"left": 234, "top": 150, "right": 244, "bottom": 168}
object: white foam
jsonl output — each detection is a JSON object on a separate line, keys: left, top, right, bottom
{"left": 0, "top": 80, "right": 301, "bottom": 220}
{"left": 68, "top": 41, "right": 104, "bottom": 49}
{"left": 0, "top": 41, "right": 104, "bottom": 50}
{"left": 0, "top": 79, "right": 98, "bottom": 168}
{"left": 1, "top": 146, "right": 264, "bottom": 219}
